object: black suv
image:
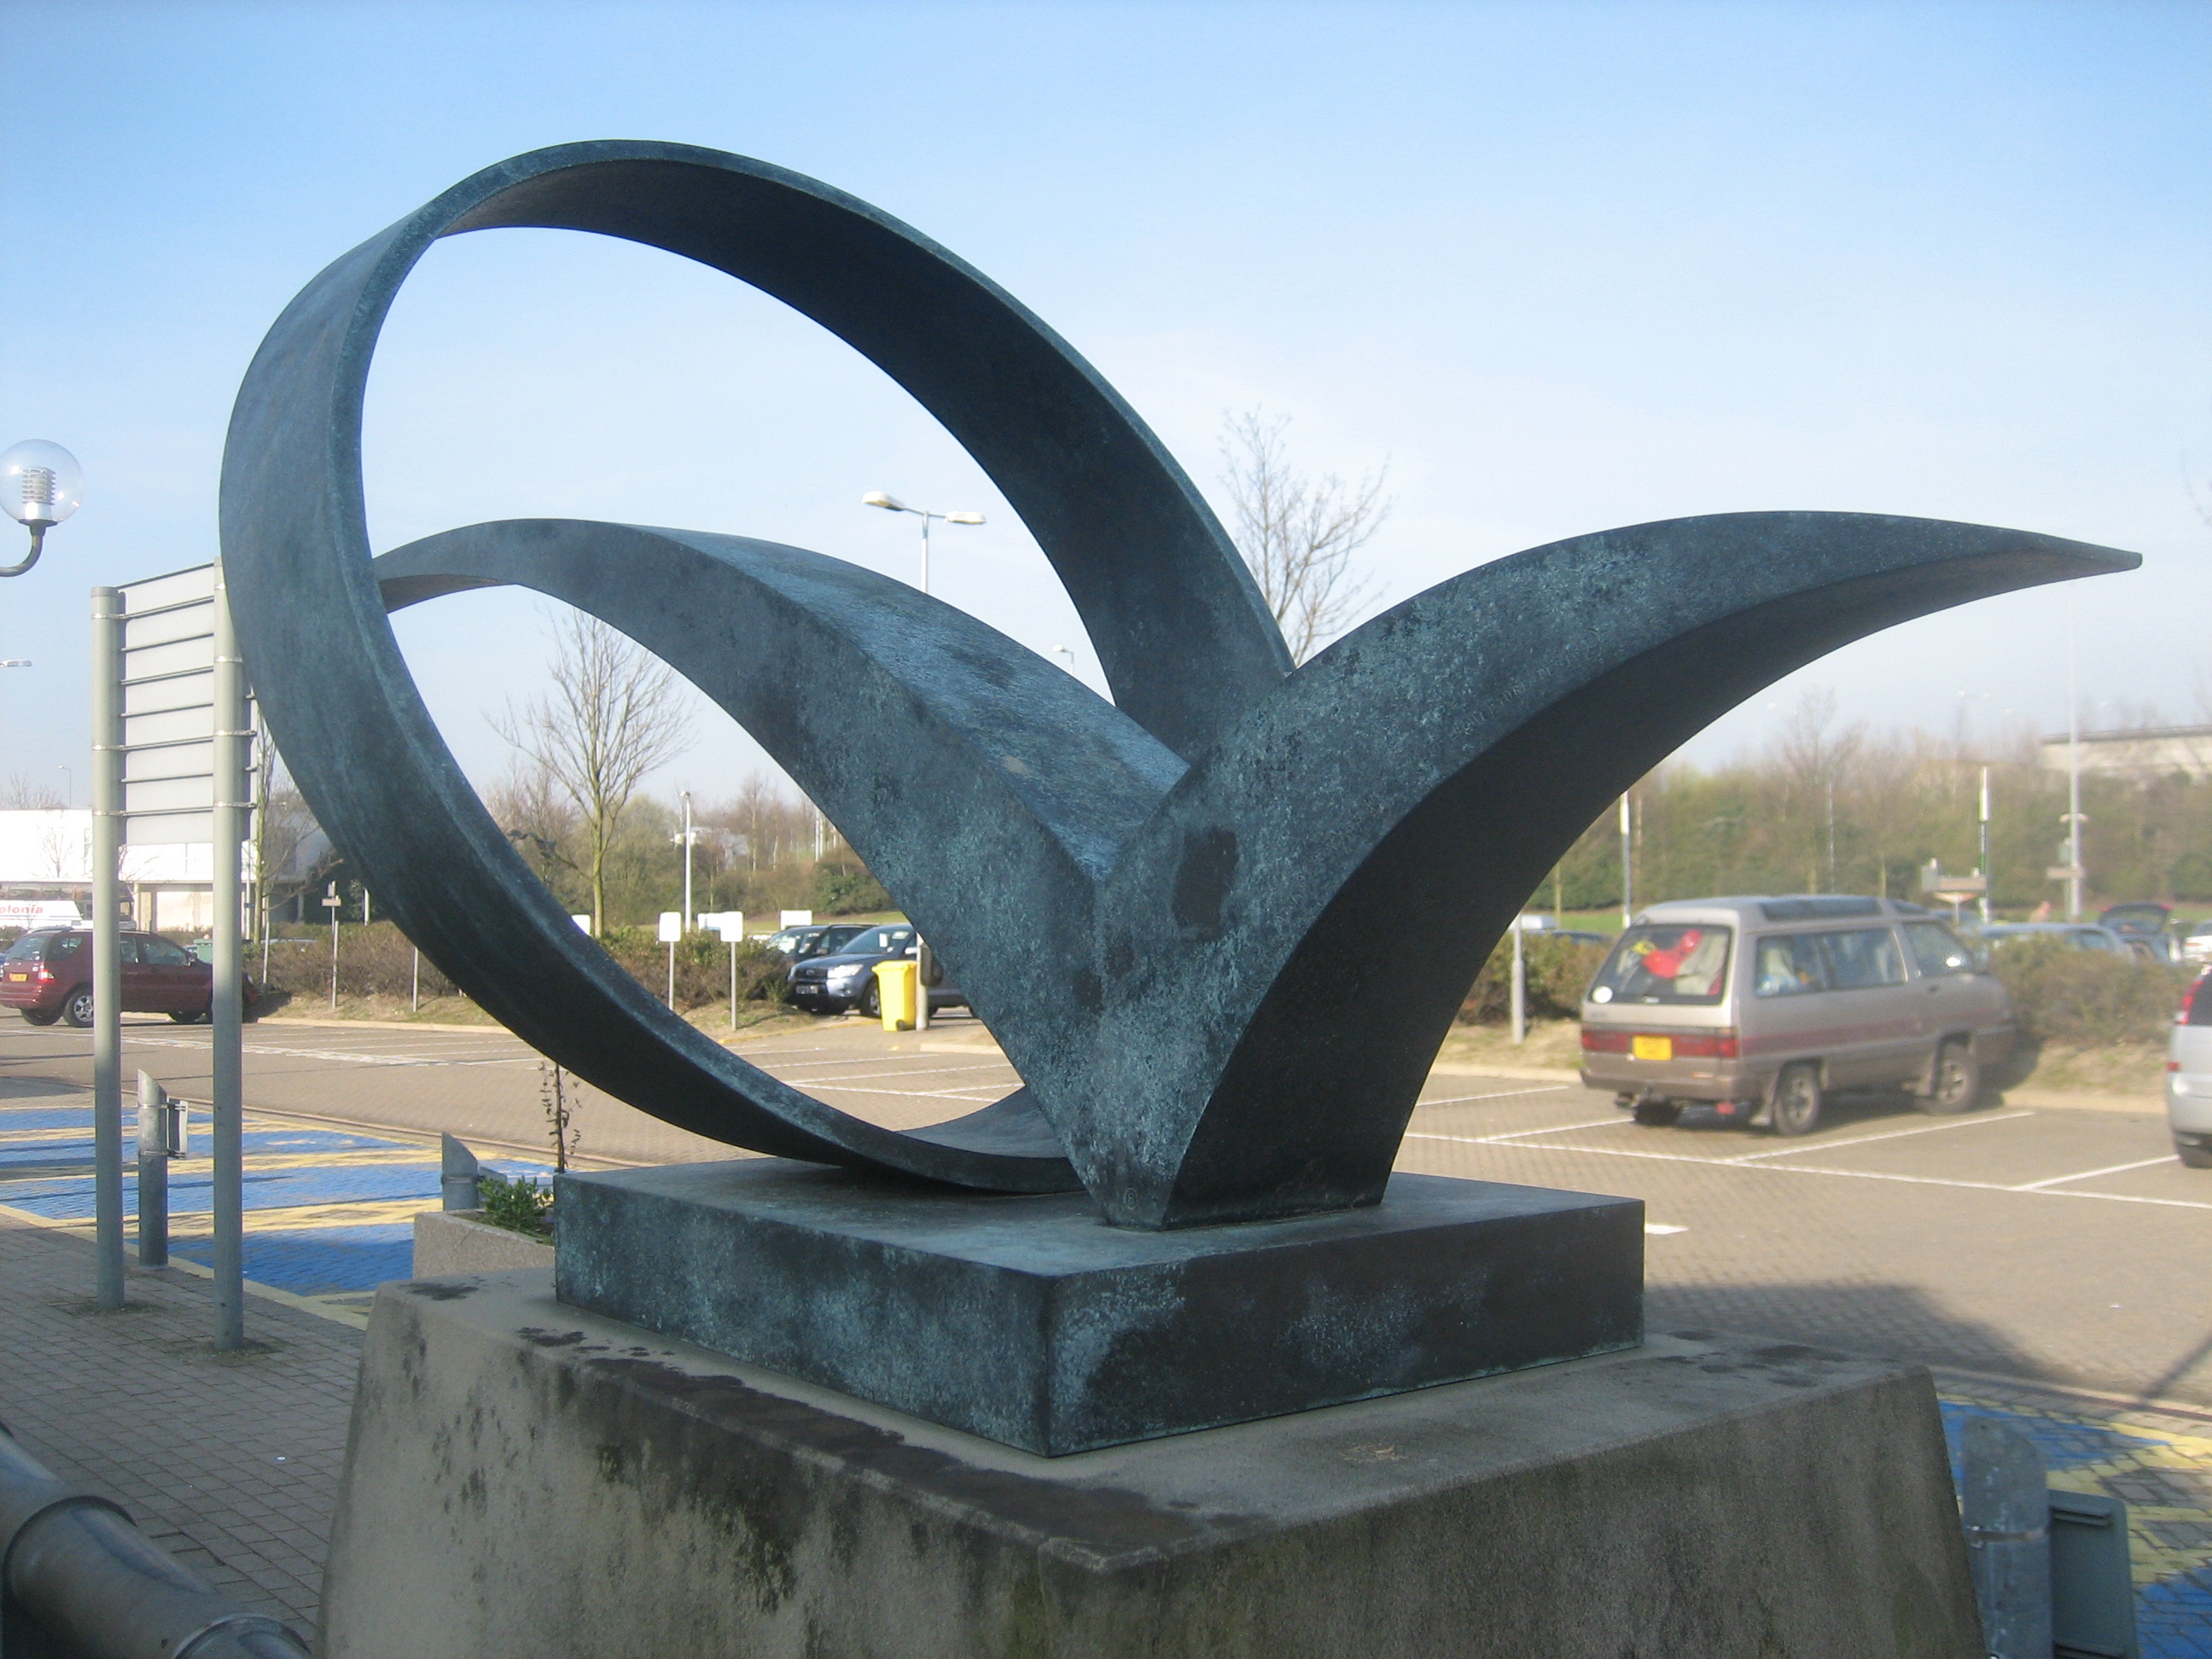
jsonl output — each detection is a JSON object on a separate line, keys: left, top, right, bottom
{"left": 787, "top": 924, "right": 963, "bottom": 1017}
{"left": 762, "top": 923, "right": 866, "bottom": 963}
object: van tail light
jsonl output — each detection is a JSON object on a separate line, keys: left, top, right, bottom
{"left": 1580, "top": 1029, "right": 1630, "bottom": 1052}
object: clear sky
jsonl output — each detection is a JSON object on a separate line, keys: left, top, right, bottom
{"left": 4, "top": 0, "right": 2206, "bottom": 812}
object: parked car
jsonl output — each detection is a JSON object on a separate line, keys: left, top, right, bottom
{"left": 1977, "top": 922, "right": 2139, "bottom": 958}
{"left": 786, "top": 924, "right": 963, "bottom": 1017}
{"left": 0, "top": 925, "right": 262, "bottom": 1027}
{"left": 761, "top": 923, "right": 866, "bottom": 963}
{"left": 1580, "top": 895, "right": 2014, "bottom": 1137}
{"left": 2168, "top": 968, "right": 2212, "bottom": 1168}
{"left": 2099, "top": 902, "right": 2180, "bottom": 963}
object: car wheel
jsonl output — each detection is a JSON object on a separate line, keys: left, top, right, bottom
{"left": 2178, "top": 1138, "right": 2212, "bottom": 1170}
{"left": 1920, "top": 1042, "right": 1980, "bottom": 1115}
{"left": 858, "top": 981, "right": 880, "bottom": 1020}
{"left": 20, "top": 1010, "right": 57, "bottom": 1026}
{"left": 1631, "top": 1100, "right": 1682, "bottom": 1127}
{"left": 1771, "top": 1064, "right": 1822, "bottom": 1137}
{"left": 168, "top": 1006, "right": 209, "bottom": 1025}
{"left": 61, "top": 988, "right": 96, "bottom": 1029}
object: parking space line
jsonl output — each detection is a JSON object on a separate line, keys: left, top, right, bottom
{"left": 1400, "top": 1132, "right": 2212, "bottom": 1210}
{"left": 1413, "top": 1086, "right": 1572, "bottom": 1109}
{"left": 2011, "top": 1156, "right": 2178, "bottom": 1191}
{"left": 1466, "top": 1117, "right": 1636, "bottom": 1141}
{"left": 777, "top": 1062, "right": 1015, "bottom": 1086}
{"left": 1726, "top": 1110, "right": 2035, "bottom": 1163}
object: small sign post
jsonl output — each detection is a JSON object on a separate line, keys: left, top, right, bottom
{"left": 659, "top": 911, "right": 683, "bottom": 1006}
{"left": 704, "top": 912, "right": 746, "bottom": 1027}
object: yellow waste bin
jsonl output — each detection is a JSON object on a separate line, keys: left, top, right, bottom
{"left": 872, "top": 959, "right": 920, "bottom": 1032}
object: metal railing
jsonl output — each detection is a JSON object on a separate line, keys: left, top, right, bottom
{"left": 0, "top": 1424, "right": 308, "bottom": 1658}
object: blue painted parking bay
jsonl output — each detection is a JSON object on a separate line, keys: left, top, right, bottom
{"left": 0, "top": 1089, "right": 551, "bottom": 1324}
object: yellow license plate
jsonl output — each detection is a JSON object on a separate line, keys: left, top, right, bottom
{"left": 1632, "top": 1035, "right": 1673, "bottom": 1062}
{"left": 4, "top": 973, "right": 24, "bottom": 982}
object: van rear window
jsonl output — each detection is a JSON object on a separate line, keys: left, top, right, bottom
{"left": 1589, "top": 925, "right": 1732, "bottom": 1006}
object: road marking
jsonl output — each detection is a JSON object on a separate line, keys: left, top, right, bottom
{"left": 2011, "top": 1155, "right": 2179, "bottom": 1191}
{"left": 1400, "top": 1132, "right": 2212, "bottom": 1210}
{"left": 1414, "top": 1086, "right": 1573, "bottom": 1108}
{"left": 777, "top": 1062, "right": 1016, "bottom": 1087}
{"left": 1466, "top": 1117, "right": 1635, "bottom": 1141}
{"left": 1725, "top": 1110, "right": 2035, "bottom": 1162}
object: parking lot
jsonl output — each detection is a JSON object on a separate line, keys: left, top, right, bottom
{"left": 3, "top": 1011, "right": 2210, "bottom": 1647}
{"left": 2, "top": 1009, "right": 2205, "bottom": 1406}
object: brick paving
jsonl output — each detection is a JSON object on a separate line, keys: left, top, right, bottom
{"left": 0, "top": 1214, "right": 359, "bottom": 1635}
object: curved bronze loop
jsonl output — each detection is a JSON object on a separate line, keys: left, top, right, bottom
{"left": 221, "top": 142, "right": 2140, "bottom": 1226}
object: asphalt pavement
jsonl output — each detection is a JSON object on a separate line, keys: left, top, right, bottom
{"left": 4, "top": 1009, "right": 2212, "bottom": 1649}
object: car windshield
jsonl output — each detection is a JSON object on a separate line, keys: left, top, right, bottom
{"left": 846, "top": 926, "right": 915, "bottom": 956}
{"left": 1590, "top": 924, "right": 1732, "bottom": 1005}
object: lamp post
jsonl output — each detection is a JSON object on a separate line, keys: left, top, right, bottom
{"left": 0, "top": 441, "right": 84, "bottom": 577}
{"left": 860, "top": 491, "right": 984, "bottom": 597}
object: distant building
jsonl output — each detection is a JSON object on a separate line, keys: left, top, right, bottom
{"left": 2040, "top": 726, "right": 2212, "bottom": 783}
{"left": 0, "top": 810, "right": 232, "bottom": 932}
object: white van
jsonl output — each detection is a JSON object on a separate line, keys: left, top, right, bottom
{"left": 1580, "top": 895, "right": 2016, "bottom": 1137}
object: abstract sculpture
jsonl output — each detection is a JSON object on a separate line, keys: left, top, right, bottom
{"left": 221, "top": 141, "right": 2134, "bottom": 1237}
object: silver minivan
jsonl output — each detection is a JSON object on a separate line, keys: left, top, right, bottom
{"left": 1580, "top": 895, "right": 2016, "bottom": 1137}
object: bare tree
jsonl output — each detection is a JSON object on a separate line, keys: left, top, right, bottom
{"left": 2, "top": 777, "right": 62, "bottom": 809}
{"left": 1217, "top": 410, "right": 1391, "bottom": 664}
{"left": 1773, "top": 689, "right": 1866, "bottom": 893}
{"left": 494, "top": 612, "right": 691, "bottom": 934}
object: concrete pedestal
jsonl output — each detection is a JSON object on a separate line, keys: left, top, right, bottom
{"left": 556, "top": 1160, "right": 1644, "bottom": 1452}
{"left": 323, "top": 1272, "right": 1982, "bottom": 1658}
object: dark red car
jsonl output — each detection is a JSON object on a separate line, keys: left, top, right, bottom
{"left": 0, "top": 926, "right": 260, "bottom": 1027}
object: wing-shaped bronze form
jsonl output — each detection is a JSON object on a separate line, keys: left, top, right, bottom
{"left": 221, "top": 140, "right": 2139, "bottom": 1228}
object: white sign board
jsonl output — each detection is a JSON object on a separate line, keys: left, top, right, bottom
{"left": 115, "top": 565, "right": 254, "bottom": 847}
{"left": 700, "top": 911, "right": 745, "bottom": 941}
{"left": 657, "top": 911, "right": 684, "bottom": 944}
{"left": 779, "top": 910, "right": 813, "bottom": 928}
{"left": 0, "top": 899, "right": 81, "bottom": 928}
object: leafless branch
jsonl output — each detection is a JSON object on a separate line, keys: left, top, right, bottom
{"left": 1218, "top": 409, "right": 1390, "bottom": 664}
{"left": 493, "top": 611, "right": 691, "bottom": 934}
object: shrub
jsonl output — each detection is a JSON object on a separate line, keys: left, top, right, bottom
{"left": 1986, "top": 936, "right": 2190, "bottom": 1049}
{"left": 257, "top": 922, "right": 459, "bottom": 1002}
{"left": 477, "top": 1170, "right": 553, "bottom": 1240}
{"left": 596, "top": 929, "right": 793, "bottom": 1015}
{"left": 810, "top": 860, "right": 890, "bottom": 915}
{"left": 1457, "top": 934, "right": 1610, "bottom": 1025}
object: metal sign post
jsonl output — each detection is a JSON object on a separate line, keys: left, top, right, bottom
{"left": 89, "top": 588, "right": 125, "bottom": 1309}
{"left": 210, "top": 568, "right": 247, "bottom": 1348}
{"left": 91, "top": 564, "right": 254, "bottom": 1343}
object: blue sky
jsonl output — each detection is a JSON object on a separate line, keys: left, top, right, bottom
{"left": 3, "top": 0, "right": 2206, "bottom": 811}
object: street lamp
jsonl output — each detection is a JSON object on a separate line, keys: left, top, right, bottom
{"left": 860, "top": 491, "right": 984, "bottom": 596}
{"left": 0, "top": 441, "right": 84, "bottom": 578}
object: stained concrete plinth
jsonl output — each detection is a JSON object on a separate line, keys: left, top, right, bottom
{"left": 411, "top": 1209, "right": 555, "bottom": 1276}
{"left": 555, "top": 1160, "right": 1644, "bottom": 1452}
{"left": 322, "top": 1272, "right": 1982, "bottom": 1658}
